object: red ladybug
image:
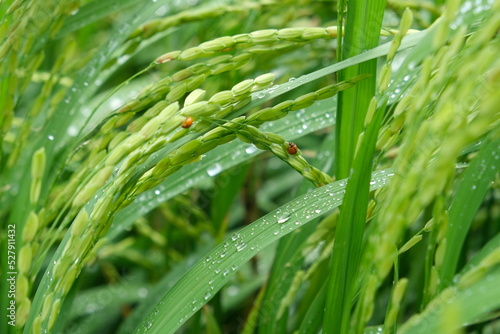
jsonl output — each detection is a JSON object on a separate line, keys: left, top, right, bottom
{"left": 287, "top": 142, "right": 298, "bottom": 155}
{"left": 181, "top": 116, "right": 193, "bottom": 128}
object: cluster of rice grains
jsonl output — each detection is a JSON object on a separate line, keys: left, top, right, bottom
{"left": 357, "top": 1, "right": 500, "bottom": 331}
{"left": 23, "top": 20, "right": 366, "bottom": 332}
{"left": 2, "top": 0, "right": 95, "bottom": 329}
{"left": 1, "top": 0, "right": 81, "bottom": 169}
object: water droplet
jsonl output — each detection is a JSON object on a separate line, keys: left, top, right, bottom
{"left": 138, "top": 288, "right": 149, "bottom": 298}
{"left": 289, "top": 77, "right": 296, "bottom": 82}
{"left": 154, "top": 190, "right": 160, "bottom": 195}
{"left": 204, "top": 292, "right": 212, "bottom": 300}
{"left": 67, "top": 126, "right": 78, "bottom": 137}
{"left": 277, "top": 215, "right": 291, "bottom": 224}
{"left": 257, "top": 92, "right": 266, "bottom": 99}
{"left": 245, "top": 145, "right": 258, "bottom": 154}
{"left": 155, "top": 5, "right": 168, "bottom": 16}
{"left": 48, "top": 135, "right": 55, "bottom": 141}
{"left": 227, "top": 285, "right": 239, "bottom": 296}
{"left": 117, "top": 55, "right": 130, "bottom": 64}
{"left": 80, "top": 107, "right": 92, "bottom": 117}
{"left": 231, "top": 233, "right": 240, "bottom": 241}
{"left": 109, "top": 97, "right": 123, "bottom": 109}
{"left": 268, "top": 84, "right": 279, "bottom": 94}
{"left": 207, "top": 163, "right": 222, "bottom": 176}
{"left": 236, "top": 243, "right": 247, "bottom": 251}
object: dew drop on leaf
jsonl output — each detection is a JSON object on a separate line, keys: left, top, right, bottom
{"left": 277, "top": 210, "right": 291, "bottom": 224}
{"left": 245, "top": 145, "right": 258, "bottom": 154}
{"left": 207, "top": 163, "right": 222, "bottom": 176}
{"left": 67, "top": 126, "right": 78, "bottom": 137}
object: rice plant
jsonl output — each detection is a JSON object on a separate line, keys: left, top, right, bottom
{"left": 1, "top": 0, "right": 499, "bottom": 333}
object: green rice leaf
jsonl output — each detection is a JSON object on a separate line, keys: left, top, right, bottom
{"left": 56, "top": 0, "right": 144, "bottom": 37}
{"left": 335, "top": 0, "right": 386, "bottom": 178}
{"left": 399, "top": 266, "right": 500, "bottom": 334}
{"left": 439, "top": 136, "right": 500, "bottom": 289}
{"left": 132, "top": 169, "right": 394, "bottom": 334}
{"left": 323, "top": 101, "right": 385, "bottom": 333}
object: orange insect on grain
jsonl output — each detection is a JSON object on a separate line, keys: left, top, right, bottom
{"left": 181, "top": 117, "right": 193, "bottom": 128}
{"left": 287, "top": 142, "right": 298, "bottom": 155}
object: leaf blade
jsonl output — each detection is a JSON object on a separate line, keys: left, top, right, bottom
{"left": 133, "top": 170, "right": 394, "bottom": 334}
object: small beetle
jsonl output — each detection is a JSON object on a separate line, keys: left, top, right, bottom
{"left": 181, "top": 116, "right": 193, "bottom": 128}
{"left": 287, "top": 142, "right": 299, "bottom": 155}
